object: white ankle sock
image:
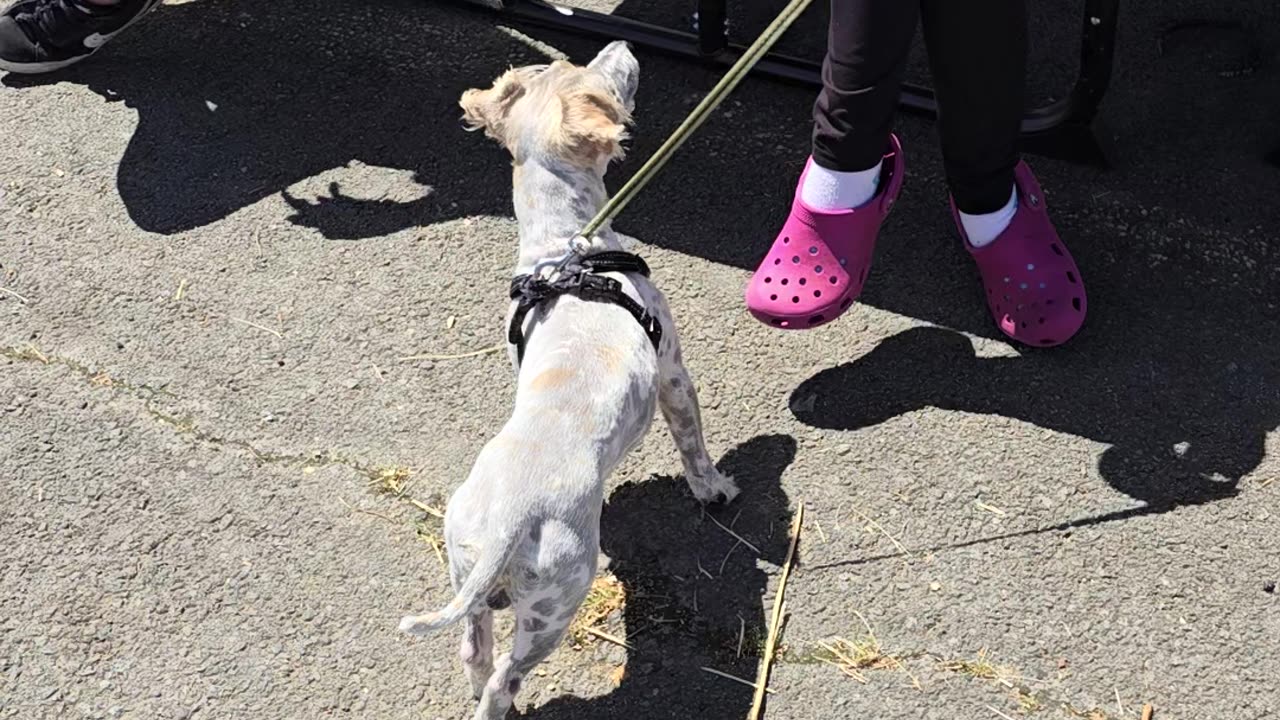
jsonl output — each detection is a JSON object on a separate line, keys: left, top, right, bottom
{"left": 959, "top": 186, "right": 1018, "bottom": 248}
{"left": 800, "top": 159, "right": 882, "bottom": 210}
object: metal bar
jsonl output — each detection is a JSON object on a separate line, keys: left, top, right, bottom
{"left": 1074, "top": 0, "right": 1121, "bottom": 117}
{"left": 484, "top": 0, "right": 1119, "bottom": 164}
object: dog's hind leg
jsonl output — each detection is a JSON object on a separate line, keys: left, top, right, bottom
{"left": 657, "top": 342, "right": 740, "bottom": 504}
{"left": 472, "top": 573, "right": 587, "bottom": 719}
{"left": 460, "top": 609, "right": 495, "bottom": 699}
{"left": 439, "top": 540, "right": 496, "bottom": 699}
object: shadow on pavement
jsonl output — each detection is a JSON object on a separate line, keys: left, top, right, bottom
{"left": 791, "top": 317, "right": 1278, "bottom": 512}
{"left": 2, "top": 0, "right": 538, "bottom": 239}
{"left": 531, "top": 433, "right": 796, "bottom": 720}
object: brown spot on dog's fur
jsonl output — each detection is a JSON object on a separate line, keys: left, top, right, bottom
{"left": 593, "top": 345, "right": 626, "bottom": 374}
{"left": 459, "top": 69, "right": 527, "bottom": 144}
{"left": 554, "top": 89, "right": 629, "bottom": 167}
{"left": 529, "top": 366, "right": 578, "bottom": 392}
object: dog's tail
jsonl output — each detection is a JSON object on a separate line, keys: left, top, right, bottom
{"left": 398, "top": 523, "right": 526, "bottom": 636}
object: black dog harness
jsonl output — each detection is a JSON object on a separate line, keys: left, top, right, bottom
{"left": 508, "top": 251, "right": 663, "bottom": 364}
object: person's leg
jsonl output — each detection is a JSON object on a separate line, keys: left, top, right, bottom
{"left": 920, "top": 0, "right": 1025, "bottom": 223}
{"left": 0, "top": 0, "right": 161, "bottom": 74}
{"left": 921, "top": 0, "right": 1087, "bottom": 346}
{"left": 804, "top": 0, "right": 919, "bottom": 209}
{"left": 920, "top": 0, "right": 1024, "bottom": 246}
{"left": 745, "top": 0, "right": 914, "bottom": 330}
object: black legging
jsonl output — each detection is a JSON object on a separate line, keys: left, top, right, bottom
{"left": 811, "top": 0, "right": 1027, "bottom": 214}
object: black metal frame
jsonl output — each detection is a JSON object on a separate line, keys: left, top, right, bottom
{"left": 466, "top": 0, "right": 1120, "bottom": 167}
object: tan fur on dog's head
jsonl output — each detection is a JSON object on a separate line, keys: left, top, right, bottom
{"left": 459, "top": 68, "right": 528, "bottom": 144}
{"left": 460, "top": 42, "right": 639, "bottom": 169}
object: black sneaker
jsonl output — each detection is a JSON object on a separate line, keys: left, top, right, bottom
{"left": 0, "top": 0, "right": 161, "bottom": 74}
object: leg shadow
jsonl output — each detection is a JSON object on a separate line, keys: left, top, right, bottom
{"left": 530, "top": 433, "right": 797, "bottom": 719}
{"left": 790, "top": 325, "right": 1277, "bottom": 513}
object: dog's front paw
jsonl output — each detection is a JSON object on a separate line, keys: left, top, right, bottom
{"left": 687, "top": 471, "right": 739, "bottom": 505}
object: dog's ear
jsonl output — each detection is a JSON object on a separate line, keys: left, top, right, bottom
{"left": 587, "top": 40, "right": 639, "bottom": 113}
{"left": 557, "top": 88, "right": 629, "bottom": 167}
{"left": 459, "top": 69, "right": 527, "bottom": 146}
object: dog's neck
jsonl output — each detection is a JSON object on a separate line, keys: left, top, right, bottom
{"left": 511, "top": 158, "right": 626, "bottom": 274}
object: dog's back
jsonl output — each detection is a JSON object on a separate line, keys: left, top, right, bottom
{"left": 511, "top": 283, "right": 660, "bottom": 461}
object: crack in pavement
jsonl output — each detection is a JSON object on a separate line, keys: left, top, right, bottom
{"left": 3, "top": 344, "right": 178, "bottom": 399}
{"left": 2, "top": 343, "right": 380, "bottom": 479}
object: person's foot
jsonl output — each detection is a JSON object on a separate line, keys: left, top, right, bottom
{"left": 0, "top": 0, "right": 160, "bottom": 74}
{"left": 745, "top": 135, "right": 904, "bottom": 330}
{"left": 954, "top": 160, "right": 1087, "bottom": 347}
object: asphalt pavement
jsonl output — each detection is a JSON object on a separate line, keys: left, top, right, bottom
{"left": 2, "top": 1, "right": 1278, "bottom": 718}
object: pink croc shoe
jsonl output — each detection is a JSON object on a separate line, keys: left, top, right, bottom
{"left": 746, "top": 135, "right": 905, "bottom": 329}
{"left": 954, "top": 161, "right": 1087, "bottom": 347}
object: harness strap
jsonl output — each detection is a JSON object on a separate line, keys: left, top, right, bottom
{"left": 507, "top": 252, "right": 663, "bottom": 365}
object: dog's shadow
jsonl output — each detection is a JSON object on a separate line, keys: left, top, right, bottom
{"left": 529, "top": 433, "right": 797, "bottom": 720}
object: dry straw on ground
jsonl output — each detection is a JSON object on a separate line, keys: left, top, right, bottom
{"left": 748, "top": 502, "right": 804, "bottom": 720}
{"left": 398, "top": 344, "right": 503, "bottom": 362}
{"left": 368, "top": 465, "right": 413, "bottom": 497}
{"left": 570, "top": 573, "right": 627, "bottom": 647}
{"left": 816, "top": 610, "right": 920, "bottom": 689}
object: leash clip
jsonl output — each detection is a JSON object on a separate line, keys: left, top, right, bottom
{"left": 568, "top": 234, "right": 594, "bottom": 256}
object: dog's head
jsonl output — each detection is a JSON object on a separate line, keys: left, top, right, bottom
{"left": 459, "top": 41, "right": 639, "bottom": 169}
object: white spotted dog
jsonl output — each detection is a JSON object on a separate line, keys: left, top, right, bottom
{"left": 398, "top": 42, "right": 739, "bottom": 720}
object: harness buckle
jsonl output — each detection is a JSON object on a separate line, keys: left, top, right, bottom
{"left": 574, "top": 272, "right": 621, "bottom": 298}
